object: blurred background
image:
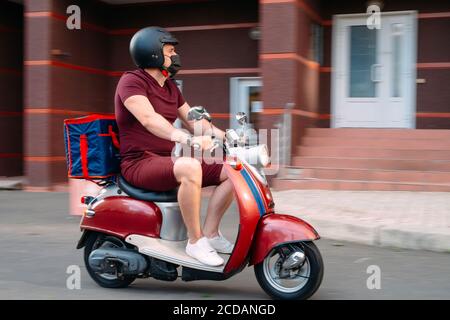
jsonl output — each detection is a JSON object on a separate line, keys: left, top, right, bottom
{"left": 0, "top": 0, "right": 449, "bottom": 191}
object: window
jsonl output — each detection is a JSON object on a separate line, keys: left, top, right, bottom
{"left": 309, "top": 23, "right": 323, "bottom": 65}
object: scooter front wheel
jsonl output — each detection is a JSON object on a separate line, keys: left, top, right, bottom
{"left": 84, "top": 232, "right": 137, "bottom": 288}
{"left": 254, "top": 241, "right": 323, "bottom": 300}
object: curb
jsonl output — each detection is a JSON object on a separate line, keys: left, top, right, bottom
{"left": 290, "top": 215, "right": 450, "bottom": 253}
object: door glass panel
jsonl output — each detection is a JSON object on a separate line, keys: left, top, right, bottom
{"left": 248, "top": 86, "right": 262, "bottom": 129}
{"left": 391, "top": 23, "right": 403, "bottom": 97}
{"left": 349, "top": 26, "right": 377, "bottom": 97}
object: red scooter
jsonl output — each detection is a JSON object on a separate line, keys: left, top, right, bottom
{"left": 76, "top": 107, "right": 324, "bottom": 300}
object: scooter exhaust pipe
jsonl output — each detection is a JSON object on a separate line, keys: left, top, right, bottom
{"left": 89, "top": 248, "right": 148, "bottom": 276}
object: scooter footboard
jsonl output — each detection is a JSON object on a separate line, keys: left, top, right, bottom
{"left": 249, "top": 214, "right": 320, "bottom": 266}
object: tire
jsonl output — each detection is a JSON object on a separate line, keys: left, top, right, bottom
{"left": 254, "top": 241, "right": 324, "bottom": 300}
{"left": 84, "top": 232, "right": 137, "bottom": 288}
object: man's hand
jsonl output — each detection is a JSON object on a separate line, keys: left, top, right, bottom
{"left": 191, "top": 135, "right": 214, "bottom": 151}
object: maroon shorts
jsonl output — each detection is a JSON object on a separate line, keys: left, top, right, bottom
{"left": 120, "top": 151, "right": 223, "bottom": 192}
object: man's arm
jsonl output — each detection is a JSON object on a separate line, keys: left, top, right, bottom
{"left": 124, "top": 95, "right": 190, "bottom": 144}
{"left": 178, "top": 102, "right": 225, "bottom": 140}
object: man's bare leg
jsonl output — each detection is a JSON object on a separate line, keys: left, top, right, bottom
{"left": 175, "top": 157, "right": 224, "bottom": 266}
{"left": 203, "top": 166, "right": 234, "bottom": 238}
{"left": 173, "top": 157, "right": 203, "bottom": 243}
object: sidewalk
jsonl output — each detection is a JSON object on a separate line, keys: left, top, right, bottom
{"left": 272, "top": 190, "right": 450, "bottom": 253}
{"left": 1, "top": 184, "right": 448, "bottom": 253}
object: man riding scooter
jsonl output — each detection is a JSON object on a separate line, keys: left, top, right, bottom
{"left": 68, "top": 25, "right": 323, "bottom": 300}
{"left": 115, "top": 27, "right": 234, "bottom": 267}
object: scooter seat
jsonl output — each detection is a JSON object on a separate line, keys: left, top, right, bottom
{"left": 118, "top": 175, "right": 178, "bottom": 202}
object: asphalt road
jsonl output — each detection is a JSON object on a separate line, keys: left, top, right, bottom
{"left": 0, "top": 191, "right": 449, "bottom": 300}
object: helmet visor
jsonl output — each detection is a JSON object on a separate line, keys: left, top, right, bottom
{"left": 160, "top": 34, "right": 178, "bottom": 45}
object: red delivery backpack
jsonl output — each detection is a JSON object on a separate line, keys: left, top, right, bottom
{"left": 64, "top": 114, "right": 121, "bottom": 179}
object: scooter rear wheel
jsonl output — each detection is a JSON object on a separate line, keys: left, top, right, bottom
{"left": 84, "top": 233, "right": 137, "bottom": 288}
{"left": 254, "top": 241, "right": 323, "bottom": 300}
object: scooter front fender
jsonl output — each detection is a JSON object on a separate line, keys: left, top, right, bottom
{"left": 249, "top": 213, "right": 320, "bottom": 266}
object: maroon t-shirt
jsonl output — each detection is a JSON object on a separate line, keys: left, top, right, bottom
{"left": 114, "top": 69, "right": 185, "bottom": 160}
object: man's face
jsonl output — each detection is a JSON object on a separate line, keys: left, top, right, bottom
{"left": 163, "top": 44, "right": 177, "bottom": 68}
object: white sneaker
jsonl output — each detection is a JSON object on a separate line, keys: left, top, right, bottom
{"left": 207, "top": 231, "right": 234, "bottom": 254}
{"left": 186, "top": 237, "right": 224, "bottom": 267}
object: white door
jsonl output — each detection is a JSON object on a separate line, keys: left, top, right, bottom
{"left": 230, "top": 77, "right": 262, "bottom": 129}
{"left": 332, "top": 11, "right": 417, "bottom": 128}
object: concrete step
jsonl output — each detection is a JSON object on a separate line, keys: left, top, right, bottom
{"left": 292, "top": 156, "right": 450, "bottom": 171}
{"left": 306, "top": 128, "right": 450, "bottom": 140}
{"left": 280, "top": 167, "right": 450, "bottom": 184}
{"left": 296, "top": 146, "right": 450, "bottom": 160}
{"left": 302, "top": 137, "right": 450, "bottom": 150}
{"left": 283, "top": 129, "right": 450, "bottom": 191}
{"left": 272, "top": 178, "right": 450, "bottom": 192}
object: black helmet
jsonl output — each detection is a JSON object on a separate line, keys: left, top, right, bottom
{"left": 129, "top": 26, "right": 178, "bottom": 69}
